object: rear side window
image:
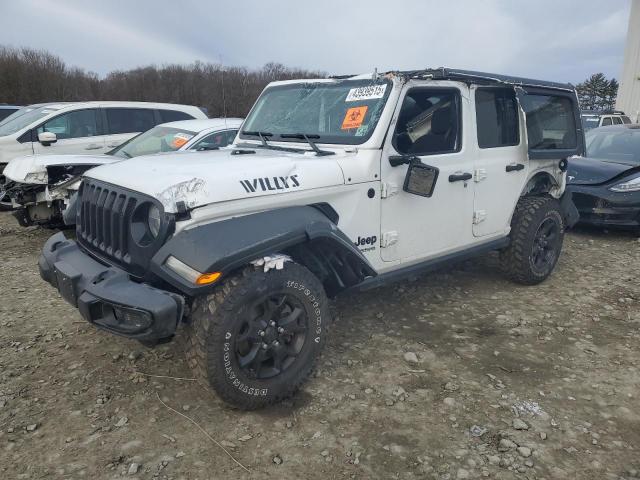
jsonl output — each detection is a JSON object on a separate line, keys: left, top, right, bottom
{"left": 37, "top": 109, "right": 99, "bottom": 140}
{"left": 159, "top": 109, "right": 195, "bottom": 123}
{"left": 106, "top": 108, "right": 155, "bottom": 134}
{"left": 519, "top": 94, "right": 577, "bottom": 150}
{"left": 475, "top": 88, "right": 519, "bottom": 148}
{"left": 612, "top": 117, "right": 623, "bottom": 125}
{"left": 602, "top": 117, "right": 612, "bottom": 126}
{"left": 621, "top": 115, "right": 631, "bottom": 124}
{"left": 393, "top": 88, "right": 461, "bottom": 156}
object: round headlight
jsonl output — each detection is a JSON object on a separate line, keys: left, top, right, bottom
{"left": 148, "top": 205, "right": 161, "bottom": 237}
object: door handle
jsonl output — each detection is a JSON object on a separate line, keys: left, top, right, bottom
{"left": 506, "top": 163, "right": 525, "bottom": 172}
{"left": 448, "top": 172, "right": 472, "bottom": 182}
{"left": 85, "top": 144, "right": 102, "bottom": 150}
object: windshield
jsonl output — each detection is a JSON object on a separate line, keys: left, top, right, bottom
{"left": 586, "top": 129, "right": 640, "bottom": 164}
{"left": 581, "top": 115, "right": 600, "bottom": 131}
{"left": 0, "top": 105, "right": 64, "bottom": 136}
{"left": 110, "top": 126, "right": 197, "bottom": 158}
{"left": 240, "top": 79, "right": 392, "bottom": 145}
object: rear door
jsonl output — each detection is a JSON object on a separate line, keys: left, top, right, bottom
{"left": 33, "top": 108, "right": 105, "bottom": 155}
{"left": 103, "top": 107, "right": 156, "bottom": 150}
{"left": 471, "top": 87, "right": 527, "bottom": 237}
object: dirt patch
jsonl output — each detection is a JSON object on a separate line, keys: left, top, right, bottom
{"left": 1, "top": 212, "right": 639, "bottom": 479}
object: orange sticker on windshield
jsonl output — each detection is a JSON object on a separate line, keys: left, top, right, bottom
{"left": 341, "top": 106, "right": 368, "bottom": 130}
{"left": 171, "top": 136, "right": 189, "bottom": 148}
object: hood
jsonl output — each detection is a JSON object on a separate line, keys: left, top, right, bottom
{"left": 567, "top": 156, "right": 639, "bottom": 185}
{"left": 4, "top": 154, "right": 115, "bottom": 183}
{"left": 85, "top": 148, "right": 347, "bottom": 213}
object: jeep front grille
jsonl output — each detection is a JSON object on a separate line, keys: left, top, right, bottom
{"left": 76, "top": 178, "right": 171, "bottom": 278}
{"left": 77, "top": 179, "right": 137, "bottom": 265}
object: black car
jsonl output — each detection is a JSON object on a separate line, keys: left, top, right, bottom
{"left": 567, "top": 124, "right": 640, "bottom": 232}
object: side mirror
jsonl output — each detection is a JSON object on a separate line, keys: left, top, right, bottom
{"left": 403, "top": 159, "right": 439, "bottom": 197}
{"left": 38, "top": 131, "right": 57, "bottom": 146}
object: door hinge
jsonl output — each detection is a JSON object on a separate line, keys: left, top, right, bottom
{"left": 380, "top": 231, "right": 398, "bottom": 248}
{"left": 473, "top": 210, "right": 487, "bottom": 224}
{"left": 474, "top": 168, "right": 487, "bottom": 182}
{"left": 381, "top": 182, "right": 398, "bottom": 199}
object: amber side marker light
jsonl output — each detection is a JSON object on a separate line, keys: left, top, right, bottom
{"left": 195, "top": 272, "right": 222, "bottom": 285}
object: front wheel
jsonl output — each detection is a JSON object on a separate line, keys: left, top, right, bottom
{"left": 500, "top": 196, "right": 565, "bottom": 285}
{"left": 183, "top": 261, "right": 329, "bottom": 409}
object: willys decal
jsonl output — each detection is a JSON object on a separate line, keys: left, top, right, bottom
{"left": 240, "top": 175, "right": 300, "bottom": 193}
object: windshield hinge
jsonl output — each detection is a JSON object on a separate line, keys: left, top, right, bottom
{"left": 474, "top": 169, "right": 487, "bottom": 182}
{"left": 381, "top": 182, "right": 398, "bottom": 199}
{"left": 472, "top": 210, "right": 487, "bottom": 224}
{"left": 381, "top": 231, "right": 399, "bottom": 248}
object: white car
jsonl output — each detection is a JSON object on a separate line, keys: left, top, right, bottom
{"left": 0, "top": 101, "right": 208, "bottom": 171}
{"left": 2, "top": 118, "right": 243, "bottom": 227}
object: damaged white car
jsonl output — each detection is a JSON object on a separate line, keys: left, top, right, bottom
{"left": 1, "top": 118, "right": 242, "bottom": 227}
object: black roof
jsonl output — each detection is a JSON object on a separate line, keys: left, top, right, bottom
{"left": 397, "top": 68, "right": 575, "bottom": 91}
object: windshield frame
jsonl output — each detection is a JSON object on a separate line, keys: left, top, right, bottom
{"left": 239, "top": 78, "right": 393, "bottom": 146}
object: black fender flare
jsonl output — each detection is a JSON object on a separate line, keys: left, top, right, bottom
{"left": 150, "top": 206, "right": 377, "bottom": 297}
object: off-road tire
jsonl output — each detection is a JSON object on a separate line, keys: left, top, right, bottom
{"left": 183, "top": 261, "right": 329, "bottom": 410}
{"left": 500, "top": 195, "right": 564, "bottom": 285}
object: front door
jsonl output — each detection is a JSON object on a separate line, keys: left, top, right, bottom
{"left": 380, "top": 83, "right": 475, "bottom": 263}
{"left": 33, "top": 108, "right": 106, "bottom": 155}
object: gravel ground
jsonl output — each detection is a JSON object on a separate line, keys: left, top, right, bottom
{"left": 1, "top": 211, "right": 640, "bottom": 480}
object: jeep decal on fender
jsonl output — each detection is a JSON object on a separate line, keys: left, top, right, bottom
{"left": 240, "top": 175, "right": 300, "bottom": 193}
{"left": 355, "top": 235, "right": 377, "bottom": 253}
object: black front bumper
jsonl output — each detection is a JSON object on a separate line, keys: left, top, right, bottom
{"left": 39, "top": 232, "right": 184, "bottom": 342}
{"left": 568, "top": 185, "right": 640, "bottom": 229}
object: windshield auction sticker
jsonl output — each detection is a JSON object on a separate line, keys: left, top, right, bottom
{"left": 171, "top": 132, "right": 194, "bottom": 148}
{"left": 341, "top": 106, "right": 368, "bottom": 130}
{"left": 345, "top": 84, "right": 387, "bottom": 102}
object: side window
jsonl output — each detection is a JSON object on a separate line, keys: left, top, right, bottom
{"left": 159, "top": 109, "right": 195, "bottom": 123}
{"left": 393, "top": 88, "right": 461, "bottom": 156}
{"left": 612, "top": 117, "right": 623, "bottom": 125}
{"left": 191, "top": 129, "right": 238, "bottom": 151}
{"left": 475, "top": 88, "right": 519, "bottom": 148}
{"left": 621, "top": 116, "right": 631, "bottom": 124}
{"left": 601, "top": 117, "right": 612, "bottom": 126}
{"left": 106, "top": 108, "right": 156, "bottom": 135}
{"left": 519, "top": 94, "right": 577, "bottom": 150}
{"left": 37, "top": 109, "right": 99, "bottom": 140}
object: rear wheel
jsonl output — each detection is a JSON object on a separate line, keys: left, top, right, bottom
{"left": 183, "top": 262, "right": 328, "bottom": 409}
{"left": 500, "top": 196, "right": 564, "bottom": 285}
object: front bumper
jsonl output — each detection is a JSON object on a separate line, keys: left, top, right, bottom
{"left": 568, "top": 185, "right": 640, "bottom": 228}
{"left": 39, "top": 232, "right": 184, "bottom": 342}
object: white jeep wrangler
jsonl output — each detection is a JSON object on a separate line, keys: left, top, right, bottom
{"left": 39, "top": 69, "right": 583, "bottom": 409}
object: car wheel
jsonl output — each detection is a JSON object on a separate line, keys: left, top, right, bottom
{"left": 500, "top": 195, "right": 565, "bottom": 285}
{"left": 183, "top": 261, "right": 328, "bottom": 409}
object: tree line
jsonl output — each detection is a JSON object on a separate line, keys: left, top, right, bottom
{"left": 575, "top": 73, "right": 618, "bottom": 112}
{"left": 0, "top": 46, "right": 324, "bottom": 117}
{"left": 0, "top": 45, "right": 621, "bottom": 116}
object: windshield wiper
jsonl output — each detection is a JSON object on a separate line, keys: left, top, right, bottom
{"left": 241, "top": 130, "right": 273, "bottom": 147}
{"left": 279, "top": 134, "right": 334, "bottom": 156}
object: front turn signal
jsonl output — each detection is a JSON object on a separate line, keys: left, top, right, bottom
{"left": 195, "top": 272, "right": 222, "bottom": 285}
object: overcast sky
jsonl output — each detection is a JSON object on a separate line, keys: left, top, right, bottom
{"left": 1, "top": 0, "right": 632, "bottom": 84}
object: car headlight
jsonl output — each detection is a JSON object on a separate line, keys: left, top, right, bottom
{"left": 148, "top": 204, "right": 161, "bottom": 237}
{"left": 610, "top": 175, "right": 640, "bottom": 192}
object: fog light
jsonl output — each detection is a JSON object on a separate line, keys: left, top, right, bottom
{"left": 112, "top": 306, "right": 153, "bottom": 333}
